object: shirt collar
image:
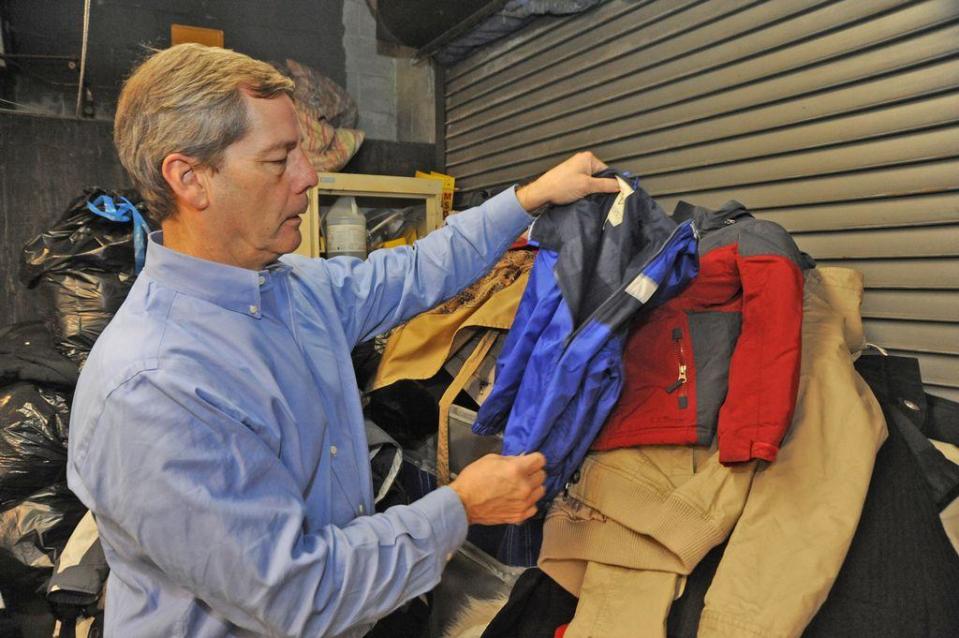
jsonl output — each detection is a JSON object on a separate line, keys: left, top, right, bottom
{"left": 142, "top": 231, "right": 291, "bottom": 318}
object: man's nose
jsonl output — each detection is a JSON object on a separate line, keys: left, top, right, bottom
{"left": 292, "top": 147, "right": 319, "bottom": 192}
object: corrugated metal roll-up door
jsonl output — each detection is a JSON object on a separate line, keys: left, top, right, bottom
{"left": 444, "top": 0, "right": 959, "bottom": 401}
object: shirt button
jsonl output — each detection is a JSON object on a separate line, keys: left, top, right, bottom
{"left": 330, "top": 445, "right": 338, "bottom": 456}
{"left": 258, "top": 275, "right": 266, "bottom": 285}
{"left": 357, "top": 504, "right": 365, "bottom": 515}
{"left": 248, "top": 304, "right": 258, "bottom": 314}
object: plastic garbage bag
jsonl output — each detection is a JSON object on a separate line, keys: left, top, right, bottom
{"left": 0, "top": 383, "right": 71, "bottom": 510}
{"left": 20, "top": 189, "right": 149, "bottom": 365}
{"left": 0, "top": 483, "right": 86, "bottom": 593}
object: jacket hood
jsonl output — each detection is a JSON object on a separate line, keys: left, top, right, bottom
{"left": 672, "top": 200, "right": 752, "bottom": 231}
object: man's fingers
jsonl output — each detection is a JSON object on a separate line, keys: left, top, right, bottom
{"left": 589, "top": 176, "right": 620, "bottom": 193}
{"left": 520, "top": 505, "right": 538, "bottom": 522}
{"left": 517, "top": 452, "right": 547, "bottom": 473}
{"left": 529, "top": 485, "right": 546, "bottom": 504}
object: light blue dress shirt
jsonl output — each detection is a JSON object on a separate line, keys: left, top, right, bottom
{"left": 66, "top": 188, "right": 532, "bottom": 638}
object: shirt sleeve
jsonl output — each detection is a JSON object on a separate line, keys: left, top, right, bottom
{"left": 67, "top": 367, "right": 468, "bottom": 638}
{"left": 291, "top": 186, "right": 532, "bottom": 346}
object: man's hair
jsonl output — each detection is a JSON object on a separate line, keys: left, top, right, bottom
{"left": 114, "top": 44, "right": 294, "bottom": 223}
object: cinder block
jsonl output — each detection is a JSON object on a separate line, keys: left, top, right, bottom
{"left": 360, "top": 110, "right": 397, "bottom": 141}
{"left": 343, "top": 1, "right": 374, "bottom": 31}
{"left": 358, "top": 72, "right": 396, "bottom": 108}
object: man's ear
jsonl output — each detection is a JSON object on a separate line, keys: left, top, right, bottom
{"left": 161, "top": 153, "right": 209, "bottom": 211}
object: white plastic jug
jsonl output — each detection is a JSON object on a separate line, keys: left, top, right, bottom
{"left": 324, "top": 196, "right": 367, "bottom": 259}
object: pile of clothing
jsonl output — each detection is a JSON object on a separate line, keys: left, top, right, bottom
{"left": 369, "top": 174, "right": 959, "bottom": 638}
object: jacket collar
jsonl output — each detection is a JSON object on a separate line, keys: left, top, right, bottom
{"left": 672, "top": 200, "right": 752, "bottom": 231}
{"left": 141, "top": 231, "right": 291, "bottom": 318}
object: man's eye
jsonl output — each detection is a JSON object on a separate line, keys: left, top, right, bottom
{"left": 270, "top": 158, "right": 287, "bottom": 164}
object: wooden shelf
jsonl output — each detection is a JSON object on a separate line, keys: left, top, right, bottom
{"left": 293, "top": 172, "right": 445, "bottom": 258}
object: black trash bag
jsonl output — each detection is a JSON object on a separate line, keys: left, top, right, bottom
{"left": 20, "top": 188, "right": 148, "bottom": 366}
{"left": 33, "top": 271, "right": 135, "bottom": 366}
{"left": 0, "top": 383, "right": 71, "bottom": 510}
{"left": 0, "top": 483, "right": 86, "bottom": 594}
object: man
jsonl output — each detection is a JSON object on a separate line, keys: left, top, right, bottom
{"left": 66, "top": 43, "right": 618, "bottom": 637}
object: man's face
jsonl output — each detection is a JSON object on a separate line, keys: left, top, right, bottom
{"left": 202, "top": 92, "right": 318, "bottom": 270}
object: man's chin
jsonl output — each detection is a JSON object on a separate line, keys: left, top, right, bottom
{"left": 272, "top": 221, "right": 303, "bottom": 256}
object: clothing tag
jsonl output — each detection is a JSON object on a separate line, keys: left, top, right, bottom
{"left": 604, "top": 176, "right": 634, "bottom": 227}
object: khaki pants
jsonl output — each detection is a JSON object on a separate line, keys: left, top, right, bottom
{"left": 539, "top": 268, "right": 887, "bottom": 638}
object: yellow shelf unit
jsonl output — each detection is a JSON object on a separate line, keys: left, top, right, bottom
{"left": 294, "top": 172, "right": 445, "bottom": 258}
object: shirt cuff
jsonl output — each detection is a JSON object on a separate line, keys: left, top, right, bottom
{"left": 412, "top": 486, "right": 468, "bottom": 565}
{"left": 490, "top": 185, "right": 537, "bottom": 230}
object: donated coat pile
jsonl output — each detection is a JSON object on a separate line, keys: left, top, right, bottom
{"left": 372, "top": 174, "right": 959, "bottom": 638}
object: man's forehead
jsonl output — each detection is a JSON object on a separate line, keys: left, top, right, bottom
{"left": 240, "top": 92, "right": 299, "bottom": 151}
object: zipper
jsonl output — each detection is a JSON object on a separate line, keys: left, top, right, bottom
{"left": 666, "top": 327, "right": 688, "bottom": 394}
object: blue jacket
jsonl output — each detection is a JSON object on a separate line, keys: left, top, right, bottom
{"left": 473, "top": 174, "right": 700, "bottom": 500}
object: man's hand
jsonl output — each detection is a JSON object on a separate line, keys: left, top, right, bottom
{"left": 515, "top": 151, "right": 621, "bottom": 212}
{"left": 449, "top": 452, "right": 547, "bottom": 525}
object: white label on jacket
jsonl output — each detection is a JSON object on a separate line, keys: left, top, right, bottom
{"left": 604, "top": 176, "right": 635, "bottom": 227}
{"left": 625, "top": 273, "right": 657, "bottom": 302}
{"left": 327, "top": 224, "right": 367, "bottom": 254}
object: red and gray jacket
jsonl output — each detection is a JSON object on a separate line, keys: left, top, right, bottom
{"left": 591, "top": 200, "right": 813, "bottom": 464}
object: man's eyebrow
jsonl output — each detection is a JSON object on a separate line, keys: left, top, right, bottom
{"left": 259, "top": 140, "right": 298, "bottom": 155}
